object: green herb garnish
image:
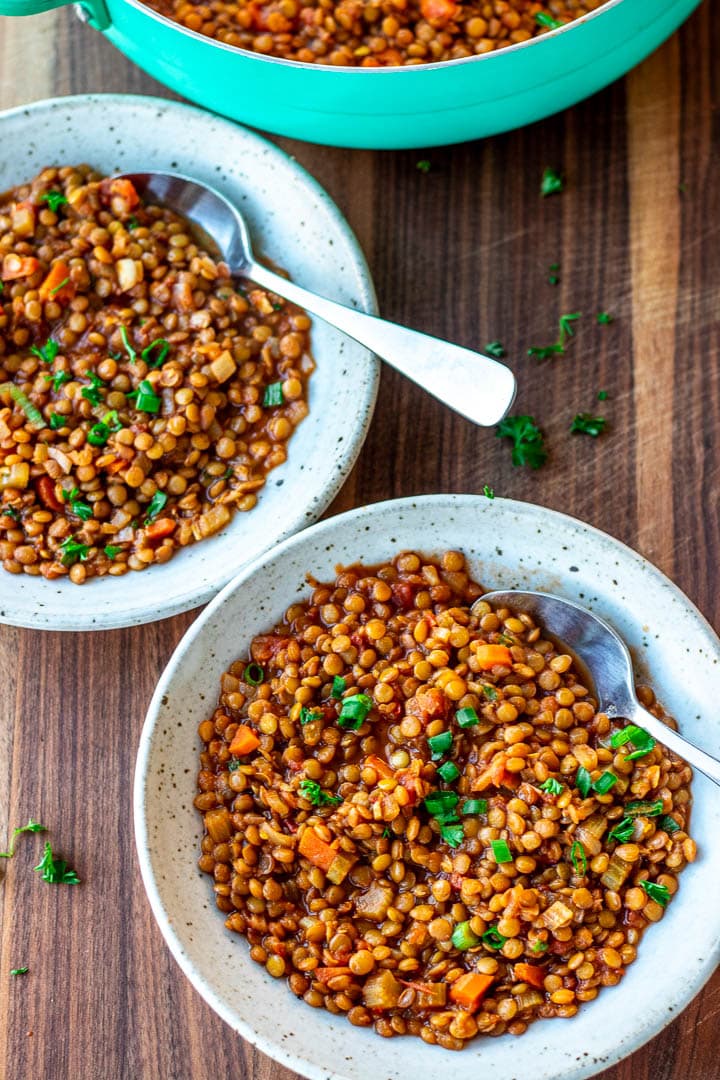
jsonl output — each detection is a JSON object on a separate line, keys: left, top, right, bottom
{"left": 103, "top": 545, "right": 121, "bottom": 560}
{"left": 128, "top": 379, "right": 160, "bottom": 413}
{"left": 531, "top": 940, "right": 549, "bottom": 954}
{"left": 227, "top": 759, "right": 242, "bottom": 772}
{"left": 49, "top": 276, "right": 70, "bottom": 298}
{"left": 451, "top": 921, "right": 480, "bottom": 950}
{"left": 437, "top": 761, "right": 460, "bottom": 784}
{"left": 625, "top": 799, "right": 663, "bottom": 817}
{"left": 482, "top": 485, "right": 495, "bottom": 499}
{"left": 49, "top": 413, "right": 65, "bottom": 430}
{"left": 575, "top": 766, "right": 592, "bottom": 798}
{"left": 30, "top": 339, "right": 59, "bottom": 365}
{"left": 440, "top": 822, "right": 465, "bottom": 848}
{"left": 144, "top": 491, "right": 168, "bottom": 521}
{"left": 120, "top": 325, "right": 138, "bottom": 364}
{"left": 263, "top": 382, "right": 284, "bottom": 408}
{"left": 298, "top": 779, "right": 341, "bottom": 807}
{"left": 416, "top": 159, "right": 431, "bottom": 174}
{"left": 640, "top": 880, "right": 670, "bottom": 907}
{"left": 491, "top": 838, "right": 512, "bottom": 864}
{"left": 536, "top": 11, "right": 563, "bottom": 30}
{"left": 482, "top": 685, "right": 498, "bottom": 701}
{"left": 569, "top": 840, "right": 587, "bottom": 875}
{"left": 461, "top": 798, "right": 487, "bottom": 815}
{"left": 0, "top": 819, "right": 47, "bottom": 858}
{"left": 571, "top": 413, "right": 607, "bottom": 438}
{"left": 338, "top": 693, "right": 373, "bottom": 730}
{"left": 141, "top": 339, "right": 170, "bottom": 369}
{"left": 607, "top": 817, "right": 634, "bottom": 843}
{"left": 658, "top": 814, "right": 680, "bottom": 834}
{"left": 299, "top": 706, "right": 323, "bottom": 725}
{"left": 424, "top": 790, "right": 459, "bottom": 821}
{"left": 456, "top": 706, "right": 479, "bottom": 729}
{"left": 70, "top": 498, "right": 92, "bottom": 522}
{"left": 331, "top": 675, "right": 346, "bottom": 699}
{"left": 481, "top": 926, "right": 507, "bottom": 950}
{"left": 10, "top": 967, "right": 29, "bottom": 976}
{"left": 44, "top": 369, "right": 71, "bottom": 393}
{"left": 540, "top": 777, "right": 564, "bottom": 796}
{"left": 33, "top": 840, "right": 80, "bottom": 884}
{"left": 81, "top": 372, "right": 105, "bottom": 406}
{"left": 127, "top": 215, "right": 139, "bottom": 230}
{"left": 58, "top": 537, "right": 89, "bottom": 566}
{"left": 592, "top": 771, "right": 618, "bottom": 795}
{"left": 485, "top": 341, "right": 505, "bottom": 359}
{"left": 496, "top": 414, "right": 548, "bottom": 469}
{"left": 541, "top": 166, "right": 564, "bottom": 196}
{"left": 41, "top": 190, "right": 68, "bottom": 213}
{"left": 244, "top": 662, "right": 265, "bottom": 686}
{"left": 596, "top": 312, "right": 613, "bottom": 325}
{"left": 428, "top": 731, "right": 453, "bottom": 759}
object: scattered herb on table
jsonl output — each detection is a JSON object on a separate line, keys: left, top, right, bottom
{"left": 597, "top": 311, "right": 613, "bottom": 325}
{"left": 496, "top": 415, "right": 548, "bottom": 468}
{"left": 548, "top": 262, "right": 560, "bottom": 285}
{"left": 416, "top": 159, "right": 431, "bottom": 174}
{"left": 0, "top": 819, "right": 47, "bottom": 859}
{"left": 541, "top": 166, "right": 564, "bottom": 196}
{"left": 10, "top": 967, "right": 29, "bottom": 976}
{"left": 483, "top": 484, "right": 495, "bottom": 499}
{"left": 571, "top": 413, "right": 607, "bottom": 437}
{"left": 33, "top": 841, "right": 80, "bottom": 884}
{"left": 597, "top": 389, "right": 608, "bottom": 401}
{"left": 485, "top": 340, "right": 505, "bottom": 358}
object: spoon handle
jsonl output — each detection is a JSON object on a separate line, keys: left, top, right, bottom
{"left": 244, "top": 260, "right": 516, "bottom": 427}
{"left": 631, "top": 702, "right": 720, "bottom": 787}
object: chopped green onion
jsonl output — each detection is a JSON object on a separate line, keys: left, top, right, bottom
{"left": 624, "top": 735, "right": 657, "bottom": 761}
{"left": 440, "top": 822, "right": 465, "bottom": 848}
{"left": 485, "top": 341, "right": 505, "bottom": 359}
{"left": 0, "top": 383, "right": 44, "bottom": 428}
{"left": 482, "top": 685, "right": 498, "bottom": 701}
{"left": 263, "top": 382, "right": 284, "bottom": 407}
{"left": 144, "top": 491, "right": 168, "bottom": 521}
{"left": 104, "top": 545, "right": 121, "bottom": 560}
{"left": 298, "top": 779, "right": 341, "bottom": 807}
{"left": 625, "top": 799, "right": 663, "bottom": 817}
{"left": 424, "top": 791, "right": 459, "bottom": 820}
{"left": 120, "top": 325, "right": 137, "bottom": 364}
{"left": 0, "top": 819, "right": 47, "bottom": 859}
{"left": 607, "top": 817, "right": 634, "bottom": 843}
{"left": 569, "top": 840, "right": 587, "bottom": 875}
{"left": 49, "top": 413, "right": 65, "bottom": 431}
{"left": 541, "top": 166, "right": 564, "bottom": 196}
{"left": 33, "top": 841, "right": 80, "bottom": 885}
{"left": 338, "top": 693, "right": 373, "bottom": 730}
{"left": 58, "top": 537, "right": 89, "bottom": 566}
{"left": 30, "top": 338, "right": 59, "bottom": 365}
{"left": 461, "top": 799, "right": 487, "bottom": 816}
{"left": 540, "top": 778, "right": 564, "bottom": 796}
{"left": 331, "top": 675, "right": 346, "bottom": 699}
{"left": 576, "top": 766, "right": 592, "bottom": 798}
{"left": 640, "top": 880, "right": 670, "bottom": 907}
{"left": 481, "top": 926, "right": 507, "bottom": 950}
{"left": 658, "top": 814, "right": 681, "bottom": 834}
{"left": 437, "top": 761, "right": 460, "bottom": 784}
{"left": 244, "top": 662, "right": 265, "bottom": 686}
{"left": 428, "top": 731, "right": 453, "bottom": 760}
{"left": 299, "top": 706, "right": 323, "bottom": 725}
{"left": 592, "top": 771, "right": 618, "bottom": 795}
{"left": 531, "top": 940, "right": 548, "bottom": 954}
{"left": 49, "top": 276, "right": 70, "bottom": 298}
{"left": 10, "top": 967, "right": 29, "bottom": 976}
{"left": 128, "top": 379, "right": 160, "bottom": 413}
{"left": 41, "top": 190, "right": 68, "bottom": 213}
{"left": 87, "top": 423, "right": 110, "bottom": 447}
{"left": 456, "top": 706, "right": 479, "bottom": 729}
{"left": 536, "top": 11, "right": 563, "bottom": 29}
{"left": 491, "top": 839, "right": 512, "bottom": 864}
{"left": 451, "top": 921, "right": 480, "bottom": 950}
{"left": 141, "top": 338, "right": 170, "bottom": 368}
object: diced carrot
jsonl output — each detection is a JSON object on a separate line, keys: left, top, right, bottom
{"left": 109, "top": 178, "right": 140, "bottom": 209}
{"left": 145, "top": 517, "right": 176, "bottom": 544}
{"left": 298, "top": 826, "right": 337, "bottom": 872}
{"left": 513, "top": 963, "right": 545, "bottom": 989}
{"left": 36, "top": 476, "right": 63, "bottom": 512}
{"left": 449, "top": 972, "right": 495, "bottom": 1012}
{"left": 2, "top": 254, "right": 40, "bottom": 280}
{"left": 474, "top": 643, "right": 513, "bottom": 669}
{"left": 314, "top": 967, "right": 352, "bottom": 984}
{"left": 228, "top": 723, "right": 260, "bottom": 757}
{"left": 420, "top": 0, "right": 459, "bottom": 20}
{"left": 365, "top": 754, "right": 394, "bottom": 780}
{"left": 104, "top": 459, "right": 127, "bottom": 474}
{"left": 39, "top": 261, "right": 74, "bottom": 303}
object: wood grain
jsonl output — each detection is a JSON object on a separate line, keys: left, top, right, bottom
{"left": 1, "top": 2, "right": 719, "bottom": 1078}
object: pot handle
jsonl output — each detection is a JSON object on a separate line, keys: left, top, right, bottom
{"left": 0, "top": 0, "right": 110, "bottom": 29}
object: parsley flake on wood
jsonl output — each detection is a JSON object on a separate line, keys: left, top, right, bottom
{"left": 416, "top": 160, "right": 431, "bottom": 174}
{"left": 596, "top": 311, "right": 613, "bottom": 325}
{"left": 0, "top": 819, "right": 47, "bottom": 858}
{"left": 541, "top": 166, "right": 564, "bottom": 196}
{"left": 33, "top": 841, "right": 80, "bottom": 884}
{"left": 496, "top": 414, "right": 548, "bottom": 468}
{"left": 485, "top": 341, "right": 505, "bottom": 359}
{"left": 571, "top": 413, "right": 607, "bottom": 437}
{"left": 597, "top": 390, "right": 608, "bottom": 401}
{"left": 10, "top": 967, "right": 29, "bottom": 976}
{"left": 483, "top": 484, "right": 495, "bottom": 499}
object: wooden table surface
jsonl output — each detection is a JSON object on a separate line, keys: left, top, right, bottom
{"left": 1, "top": 3, "right": 719, "bottom": 1078}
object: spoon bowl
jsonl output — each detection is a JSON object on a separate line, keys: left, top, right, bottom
{"left": 118, "top": 170, "right": 516, "bottom": 427}
{"left": 482, "top": 589, "right": 720, "bottom": 788}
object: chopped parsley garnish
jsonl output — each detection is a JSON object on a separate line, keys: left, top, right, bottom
{"left": 10, "top": 967, "right": 29, "bottom": 976}
{"left": 338, "top": 693, "right": 373, "bottom": 730}
{"left": 382, "top": 826, "right": 392, "bottom": 839}
{"left": 424, "top": 790, "right": 459, "bottom": 821}
{"left": 58, "top": 537, "right": 90, "bottom": 566}
{"left": 485, "top": 341, "right": 505, "bottom": 359}
{"left": 30, "top": 338, "right": 59, "bottom": 365}
{"left": 120, "top": 325, "right": 138, "bottom": 364}
{"left": 658, "top": 814, "right": 680, "bottom": 834}
{"left": 69, "top": 498, "right": 92, "bottom": 521}
{"left": 44, "top": 369, "right": 71, "bottom": 393}
{"left": 531, "top": 940, "right": 549, "bottom": 954}
{"left": 528, "top": 312, "right": 581, "bottom": 360}
{"left": 141, "top": 339, "right": 170, "bottom": 369}
{"left": 483, "top": 484, "right": 495, "bottom": 499}
{"left": 536, "top": 11, "right": 563, "bottom": 29}
{"left": 640, "top": 880, "right": 670, "bottom": 907}
{"left": 103, "top": 545, "right": 121, "bottom": 560}
{"left": 416, "top": 159, "right": 431, "bottom": 174}
{"left": 496, "top": 414, "right": 548, "bottom": 469}
{"left": 49, "top": 413, "right": 65, "bottom": 430}
{"left": 569, "top": 840, "right": 587, "bottom": 875}
{"left": 299, "top": 706, "right": 323, "bottom": 725}
{"left": 541, "top": 166, "right": 564, "bottom": 196}
{"left": 41, "top": 190, "right": 68, "bottom": 213}
{"left": 440, "top": 822, "right": 465, "bottom": 848}
{"left": 227, "top": 759, "right": 242, "bottom": 772}
{"left": 127, "top": 379, "right": 160, "bottom": 413}
{"left": 437, "top": 760, "right": 460, "bottom": 784}
{"left": 575, "top": 766, "right": 592, "bottom": 798}
{"left": 263, "top": 382, "right": 284, "bottom": 408}
{"left": 607, "top": 817, "right": 635, "bottom": 843}
{"left": 527, "top": 343, "right": 564, "bottom": 360}
{"left": 243, "top": 662, "right": 265, "bottom": 686}
{"left": 298, "top": 779, "right": 341, "bottom": 806}
{"left": 596, "top": 311, "right": 613, "bottom": 325}
{"left": 491, "top": 839, "right": 512, "bottom": 864}
{"left": 33, "top": 841, "right": 80, "bottom": 884}
{"left": 597, "top": 390, "right": 608, "bottom": 401}
{"left": 482, "top": 684, "right": 498, "bottom": 700}
{"left": 558, "top": 312, "right": 581, "bottom": 340}
{"left": 2, "top": 506, "right": 19, "bottom": 520}
{"left": 540, "top": 777, "right": 564, "bottom": 796}
{"left": 49, "top": 276, "right": 70, "bottom": 297}
{"left": 571, "top": 413, "right": 607, "bottom": 438}
{"left": 0, "top": 819, "right": 47, "bottom": 858}
{"left": 331, "top": 675, "right": 346, "bottom": 699}
{"left": 144, "top": 491, "right": 168, "bottom": 520}
{"left": 481, "top": 926, "right": 507, "bottom": 950}
{"left": 428, "top": 731, "right": 453, "bottom": 759}
{"left": 127, "top": 215, "right": 139, "bottom": 230}
{"left": 548, "top": 262, "right": 560, "bottom": 286}
{"left": 81, "top": 373, "right": 106, "bottom": 405}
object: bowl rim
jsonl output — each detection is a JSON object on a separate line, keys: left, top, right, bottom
{"left": 134, "top": 491, "right": 720, "bottom": 1080}
{"left": 0, "top": 92, "right": 380, "bottom": 630}
{"left": 122, "top": 0, "right": 624, "bottom": 74}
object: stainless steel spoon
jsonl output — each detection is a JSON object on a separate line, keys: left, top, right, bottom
{"left": 481, "top": 589, "right": 720, "bottom": 787}
{"left": 116, "top": 171, "right": 516, "bottom": 427}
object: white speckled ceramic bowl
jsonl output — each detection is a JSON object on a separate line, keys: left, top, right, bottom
{"left": 135, "top": 493, "right": 720, "bottom": 1080}
{"left": 0, "top": 94, "right": 378, "bottom": 630}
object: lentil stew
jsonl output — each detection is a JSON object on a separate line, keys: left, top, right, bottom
{"left": 0, "top": 166, "right": 313, "bottom": 584}
{"left": 147, "top": 0, "right": 605, "bottom": 66}
{"left": 195, "top": 550, "right": 694, "bottom": 1048}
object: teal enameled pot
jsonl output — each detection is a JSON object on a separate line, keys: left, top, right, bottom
{"left": 0, "top": 0, "right": 701, "bottom": 147}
